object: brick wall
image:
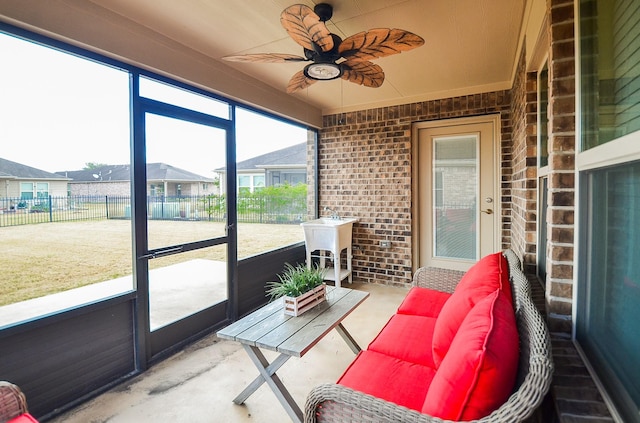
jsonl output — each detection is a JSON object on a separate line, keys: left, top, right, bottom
{"left": 320, "top": 93, "right": 511, "bottom": 286}
{"left": 509, "top": 46, "right": 540, "bottom": 276}
{"left": 545, "top": 2, "right": 615, "bottom": 421}
{"left": 547, "top": 0, "right": 576, "bottom": 334}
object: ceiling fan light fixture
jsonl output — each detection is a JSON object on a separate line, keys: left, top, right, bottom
{"left": 304, "top": 62, "right": 342, "bottom": 80}
{"left": 224, "top": 4, "right": 424, "bottom": 92}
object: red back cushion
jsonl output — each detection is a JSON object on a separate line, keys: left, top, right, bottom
{"left": 397, "top": 286, "right": 452, "bottom": 317}
{"left": 422, "top": 289, "right": 519, "bottom": 420}
{"left": 432, "top": 252, "right": 511, "bottom": 366}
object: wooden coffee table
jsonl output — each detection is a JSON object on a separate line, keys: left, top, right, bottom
{"left": 216, "top": 286, "right": 369, "bottom": 422}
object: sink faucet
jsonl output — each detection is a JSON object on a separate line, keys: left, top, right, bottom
{"left": 324, "top": 206, "right": 340, "bottom": 220}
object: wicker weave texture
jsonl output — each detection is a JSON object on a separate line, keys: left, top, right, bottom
{"left": 0, "top": 381, "right": 28, "bottom": 423}
{"left": 304, "top": 250, "right": 554, "bottom": 423}
{"left": 412, "top": 267, "right": 464, "bottom": 293}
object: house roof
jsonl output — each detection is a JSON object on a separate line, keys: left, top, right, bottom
{"left": 0, "top": 157, "right": 69, "bottom": 180}
{"left": 57, "top": 163, "right": 215, "bottom": 183}
{"left": 218, "top": 142, "right": 306, "bottom": 173}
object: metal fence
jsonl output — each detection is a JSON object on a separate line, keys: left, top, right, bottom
{"left": 0, "top": 193, "right": 307, "bottom": 227}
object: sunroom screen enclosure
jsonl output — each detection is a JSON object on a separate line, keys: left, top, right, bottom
{"left": 0, "top": 25, "right": 315, "bottom": 419}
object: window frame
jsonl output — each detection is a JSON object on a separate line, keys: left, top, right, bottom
{"left": 574, "top": 0, "right": 640, "bottom": 420}
{"left": 0, "top": 23, "right": 318, "bottom": 325}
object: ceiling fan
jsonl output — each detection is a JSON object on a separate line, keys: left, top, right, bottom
{"left": 222, "top": 3, "right": 425, "bottom": 93}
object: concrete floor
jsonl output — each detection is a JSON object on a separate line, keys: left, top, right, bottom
{"left": 48, "top": 283, "right": 409, "bottom": 423}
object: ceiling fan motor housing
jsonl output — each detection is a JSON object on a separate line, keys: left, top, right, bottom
{"left": 314, "top": 3, "right": 333, "bottom": 21}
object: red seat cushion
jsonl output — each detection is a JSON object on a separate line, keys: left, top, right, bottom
{"left": 7, "top": 414, "right": 39, "bottom": 423}
{"left": 432, "top": 252, "right": 511, "bottom": 366}
{"left": 338, "top": 350, "right": 436, "bottom": 412}
{"left": 422, "top": 289, "right": 519, "bottom": 420}
{"left": 367, "top": 314, "right": 438, "bottom": 367}
{"left": 397, "top": 286, "right": 451, "bottom": 317}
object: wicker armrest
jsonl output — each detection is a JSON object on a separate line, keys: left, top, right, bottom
{"left": 412, "top": 267, "right": 465, "bottom": 293}
{"left": 305, "top": 384, "right": 447, "bottom": 423}
{"left": 0, "top": 381, "right": 28, "bottom": 422}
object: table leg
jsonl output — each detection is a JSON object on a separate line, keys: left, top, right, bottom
{"left": 233, "top": 348, "right": 290, "bottom": 404}
{"left": 335, "top": 322, "right": 361, "bottom": 354}
{"left": 235, "top": 344, "right": 303, "bottom": 423}
{"left": 333, "top": 251, "right": 341, "bottom": 288}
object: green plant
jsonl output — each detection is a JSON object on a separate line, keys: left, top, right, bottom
{"left": 266, "top": 262, "right": 326, "bottom": 300}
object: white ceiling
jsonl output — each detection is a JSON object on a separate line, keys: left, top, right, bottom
{"left": 89, "top": 0, "right": 526, "bottom": 114}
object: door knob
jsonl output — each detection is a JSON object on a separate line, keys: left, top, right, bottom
{"left": 481, "top": 209, "right": 493, "bottom": 215}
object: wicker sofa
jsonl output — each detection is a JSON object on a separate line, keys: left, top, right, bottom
{"left": 0, "top": 381, "right": 37, "bottom": 423}
{"left": 304, "top": 249, "right": 553, "bottom": 422}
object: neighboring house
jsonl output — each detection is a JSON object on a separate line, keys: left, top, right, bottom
{"left": 216, "top": 142, "right": 306, "bottom": 194}
{"left": 58, "top": 163, "right": 218, "bottom": 197}
{"left": 0, "top": 157, "right": 70, "bottom": 210}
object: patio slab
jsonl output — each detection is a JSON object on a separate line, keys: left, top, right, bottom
{"left": 47, "top": 283, "right": 409, "bottom": 423}
{"left": 0, "top": 259, "right": 228, "bottom": 330}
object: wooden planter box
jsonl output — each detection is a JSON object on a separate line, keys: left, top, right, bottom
{"left": 283, "top": 284, "right": 327, "bottom": 317}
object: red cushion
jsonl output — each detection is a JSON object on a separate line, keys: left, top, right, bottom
{"left": 338, "top": 350, "right": 436, "bottom": 412}
{"left": 7, "top": 414, "right": 39, "bottom": 423}
{"left": 498, "top": 255, "right": 513, "bottom": 305}
{"left": 367, "top": 314, "right": 438, "bottom": 367}
{"left": 397, "top": 287, "right": 451, "bottom": 317}
{"left": 422, "top": 290, "right": 519, "bottom": 420}
{"left": 432, "top": 252, "right": 510, "bottom": 366}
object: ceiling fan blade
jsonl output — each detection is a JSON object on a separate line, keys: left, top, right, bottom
{"left": 281, "top": 4, "right": 334, "bottom": 52}
{"left": 338, "top": 28, "right": 424, "bottom": 61}
{"left": 341, "top": 60, "right": 385, "bottom": 88}
{"left": 287, "top": 70, "right": 317, "bottom": 93}
{"left": 222, "top": 53, "right": 307, "bottom": 63}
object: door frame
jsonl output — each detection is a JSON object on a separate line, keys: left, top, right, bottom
{"left": 411, "top": 114, "right": 501, "bottom": 273}
{"left": 131, "top": 90, "right": 236, "bottom": 366}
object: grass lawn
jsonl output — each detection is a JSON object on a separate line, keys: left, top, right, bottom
{"left": 0, "top": 219, "right": 303, "bottom": 306}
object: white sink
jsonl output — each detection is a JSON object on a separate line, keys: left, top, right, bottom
{"left": 303, "top": 217, "right": 358, "bottom": 226}
{"left": 301, "top": 217, "right": 357, "bottom": 252}
{"left": 301, "top": 217, "right": 358, "bottom": 287}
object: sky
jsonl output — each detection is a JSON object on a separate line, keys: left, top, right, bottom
{"left": 0, "top": 32, "right": 308, "bottom": 178}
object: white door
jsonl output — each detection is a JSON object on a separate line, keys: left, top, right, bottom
{"left": 413, "top": 115, "right": 499, "bottom": 271}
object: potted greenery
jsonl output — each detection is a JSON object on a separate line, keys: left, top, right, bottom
{"left": 266, "top": 262, "right": 328, "bottom": 316}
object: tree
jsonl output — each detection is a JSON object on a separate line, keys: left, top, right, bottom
{"left": 83, "top": 162, "right": 108, "bottom": 170}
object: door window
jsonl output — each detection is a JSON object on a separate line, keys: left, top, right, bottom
{"left": 433, "top": 135, "right": 477, "bottom": 260}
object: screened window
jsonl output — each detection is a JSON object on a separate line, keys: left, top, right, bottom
{"left": 578, "top": 0, "right": 640, "bottom": 420}
{"left": 0, "top": 29, "right": 318, "bottom": 325}
{"left": 0, "top": 32, "right": 132, "bottom": 323}
{"left": 139, "top": 76, "right": 230, "bottom": 119}
{"left": 235, "top": 107, "right": 312, "bottom": 259}
{"left": 578, "top": 162, "right": 640, "bottom": 420}
{"left": 580, "top": 0, "right": 640, "bottom": 150}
